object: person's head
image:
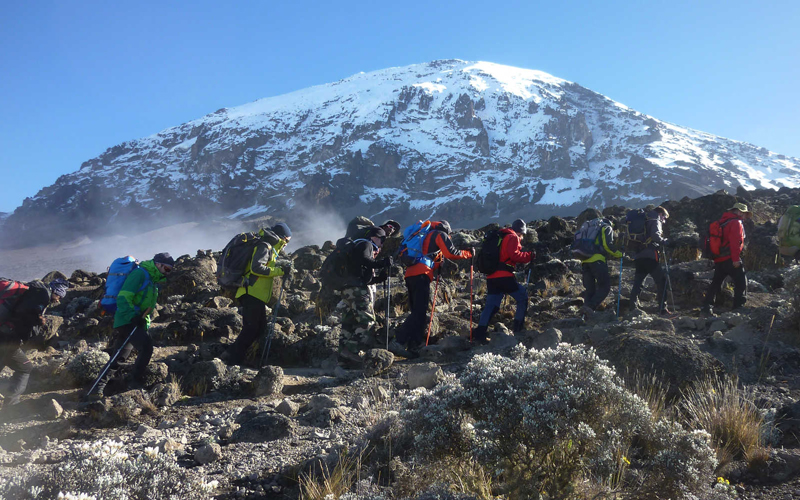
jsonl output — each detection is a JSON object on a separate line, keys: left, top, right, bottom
{"left": 511, "top": 218, "right": 527, "bottom": 236}
{"left": 379, "top": 220, "right": 401, "bottom": 237}
{"left": 728, "top": 203, "right": 751, "bottom": 218}
{"left": 48, "top": 278, "right": 69, "bottom": 304}
{"left": 365, "top": 227, "right": 386, "bottom": 254}
{"left": 654, "top": 206, "right": 670, "bottom": 222}
{"left": 153, "top": 252, "right": 175, "bottom": 276}
{"left": 271, "top": 223, "right": 292, "bottom": 243}
{"left": 436, "top": 220, "right": 452, "bottom": 234}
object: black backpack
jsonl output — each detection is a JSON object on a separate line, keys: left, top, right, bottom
{"left": 319, "top": 238, "right": 364, "bottom": 290}
{"left": 216, "top": 232, "right": 266, "bottom": 290}
{"left": 623, "top": 209, "right": 651, "bottom": 251}
{"left": 476, "top": 230, "right": 505, "bottom": 275}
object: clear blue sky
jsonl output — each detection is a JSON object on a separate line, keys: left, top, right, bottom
{"left": 1, "top": 0, "right": 798, "bottom": 212}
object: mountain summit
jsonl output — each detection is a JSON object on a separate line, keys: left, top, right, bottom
{"left": 5, "top": 59, "right": 800, "bottom": 245}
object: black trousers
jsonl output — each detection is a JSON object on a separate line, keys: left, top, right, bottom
{"left": 395, "top": 274, "right": 432, "bottom": 349}
{"left": 229, "top": 294, "right": 267, "bottom": 365}
{"left": 98, "top": 323, "right": 153, "bottom": 388}
{"left": 0, "top": 344, "right": 32, "bottom": 401}
{"left": 703, "top": 260, "right": 747, "bottom": 308}
{"left": 630, "top": 258, "right": 667, "bottom": 311}
{"left": 581, "top": 260, "right": 612, "bottom": 310}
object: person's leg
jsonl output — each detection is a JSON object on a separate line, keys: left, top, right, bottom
{"left": 510, "top": 282, "right": 528, "bottom": 331}
{"left": 406, "top": 275, "right": 431, "bottom": 349}
{"left": 703, "top": 262, "right": 727, "bottom": 309}
{"left": 587, "top": 261, "right": 611, "bottom": 310}
{"left": 128, "top": 327, "right": 153, "bottom": 383}
{"left": 629, "top": 259, "right": 649, "bottom": 309}
{"left": 340, "top": 286, "right": 376, "bottom": 356}
{"left": 94, "top": 324, "right": 136, "bottom": 396}
{"left": 581, "top": 264, "right": 596, "bottom": 305}
{"left": 474, "top": 292, "right": 503, "bottom": 343}
{"left": 648, "top": 260, "right": 668, "bottom": 312}
{"left": 4, "top": 347, "right": 32, "bottom": 405}
{"left": 228, "top": 294, "right": 265, "bottom": 365}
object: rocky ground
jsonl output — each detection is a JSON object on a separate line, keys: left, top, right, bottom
{"left": 2, "top": 187, "right": 800, "bottom": 499}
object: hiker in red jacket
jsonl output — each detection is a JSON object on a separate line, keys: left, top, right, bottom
{"left": 393, "top": 221, "right": 472, "bottom": 356}
{"left": 473, "top": 219, "right": 535, "bottom": 344}
{"left": 702, "top": 203, "right": 750, "bottom": 315}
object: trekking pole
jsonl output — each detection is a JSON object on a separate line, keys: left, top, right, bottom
{"left": 385, "top": 265, "right": 391, "bottom": 350}
{"left": 469, "top": 257, "right": 474, "bottom": 342}
{"left": 616, "top": 254, "right": 624, "bottom": 319}
{"left": 663, "top": 249, "right": 676, "bottom": 312}
{"left": 425, "top": 270, "right": 442, "bottom": 346}
{"left": 260, "top": 285, "right": 284, "bottom": 367}
{"left": 86, "top": 326, "right": 139, "bottom": 397}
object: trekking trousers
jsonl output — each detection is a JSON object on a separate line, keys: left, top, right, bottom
{"left": 97, "top": 323, "right": 153, "bottom": 392}
{"left": 630, "top": 258, "right": 667, "bottom": 311}
{"left": 703, "top": 260, "right": 748, "bottom": 308}
{"left": 0, "top": 344, "right": 32, "bottom": 402}
{"left": 394, "top": 274, "right": 431, "bottom": 349}
{"left": 581, "top": 261, "right": 611, "bottom": 310}
{"left": 229, "top": 294, "right": 268, "bottom": 365}
{"left": 479, "top": 277, "right": 528, "bottom": 326}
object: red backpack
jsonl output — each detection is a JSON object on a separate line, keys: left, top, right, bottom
{"left": 0, "top": 279, "right": 29, "bottom": 324}
{"left": 702, "top": 219, "right": 732, "bottom": 259}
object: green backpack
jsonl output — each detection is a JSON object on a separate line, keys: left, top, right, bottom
{"left": 777, "top": 206, "right": 800, "bottom": 247}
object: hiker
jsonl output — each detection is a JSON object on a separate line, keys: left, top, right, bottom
{"left": 91, "top": 253, "right": 174, "bottom": 397}
{"left": 224, "top": 224, "right": 292, "bottom": 365}
{"left": 574, "top": 218, "right": 623, "bottom": 315}
{"left": 777, "top": 205, "right": 800, "bottom": 263}
{"left": 338, "top": 226, "right": 392, "bottom": 363}
{"left": 0, "top": 279, "right": 67, "bottom": 407}
{"left": 702, "top": 203, "right": 750, "bottom": 315}
{"left": 629, "top": 206, "right": 670, "bottom": 314}
{"left": 394, "top": 221, "right": 472, "bottom": 354}
{"left": 346, "top": 217, "right": 401, "bottom": 240}
{"left": 473, "top": 219, "right": 535, "bottom": 344}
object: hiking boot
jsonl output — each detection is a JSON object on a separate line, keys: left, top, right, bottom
{"left": 512, "top": 319, "right": 525, "bottom": 333}
{"left": 338, "top": 348, "right": 364, "bottom": 364}
{"left": 659, "top": 307, "right": 672, "bottom": 316}
{"left": 388, "top": 341, "right": 413, "bottom": 358}
{"left": 700, "top": 305, "right": 714, "bottom": 317}
{"left": 579, "top": 305, "right": 595, "bottom": 317}
{"left": 472, "top": 325, "right": 489, "bottom": 345}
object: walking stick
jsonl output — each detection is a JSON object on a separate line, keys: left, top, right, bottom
{"left": 425, "top": 271, "right": 441, "bottom": 347}
{"left": 469, "top": 260, "right": 474, "bottom": 342}
{"left": 662, "top": 249, "right": 675, "bottom": 312}
{"left": 385, "top": 265, "right": 391, "bottom": 350}
{"left": 260, "top": 285, "right": 284, "bottom": 367}
{"left": 86, "top": 326, "right": 139, "bottom": 397}
{"left": 616, "top": 254, "right": 624, "bottom": 319}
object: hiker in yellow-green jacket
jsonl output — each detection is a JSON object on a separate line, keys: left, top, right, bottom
{"left": 225, "top": 223, "right": 292, "bottom": 365}
{"left": 579, "top": 220, "right": 623, "bottom": 315}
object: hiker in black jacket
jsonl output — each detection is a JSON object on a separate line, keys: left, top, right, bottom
{"left": 629, "top": 206, "right": 670, "bottom": 314}
{"left": 0, "top": 279, "right": 68, "bottom": 408}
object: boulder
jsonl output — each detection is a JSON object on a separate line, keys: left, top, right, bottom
{"left": 407, "top": 362, "right": 444, "bottom": 390}
{"left": 42, "top": 399, "right": 63, "bottom": 420}
{"left": 363, "top": 349, "right": 394, "bottom": 377}
{"left": 253, "top": 366, "right": 284, "bottom": 397}
{"left": 141, "top": 362, "right": 169, "bottom": 387}
{"left": 596, "top": 330, "right": 725, "bottom": 399}
{"left": 292, "top": 246, "right": 324, "bottom": 271}
{"left": 163, "top": 306, "right": 242, "bottom": 342}
{"left": 231, "top": 412, "right": 294, "bottom": 443}
{"left": 162, "top": 253, "right": 218, "bottom": 297}
{"left": 39, "top": 315, "right": 64, "bottom": 343}
{"left": 529, "top": 328, "right": 562, "bottom": 350}
{"left": 276, "top": 398, "right": 299, "bottom": 417}
{"left": 152, "top": 381, "right": 182, "bottom": 407}
{"left": 184, "top": 359, "right": 227, "bottom": 396}
{"left": 194, "top": 443, "right": 222, "bottom": 465}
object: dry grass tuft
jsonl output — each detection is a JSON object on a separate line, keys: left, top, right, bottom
{"left": 393, "top": 457, "right": 493, "bottom": 500}
{"left": 671, "top": 245, "right": 701, "bottom": 263}
{"left": 299, "top": 449, "right": 363, "bottom": 500}
{"left": 681, "top": 375, "right": 766, "bottom": 465}
{"left": 626, "top": 370, "right": 670, "bottom": 422}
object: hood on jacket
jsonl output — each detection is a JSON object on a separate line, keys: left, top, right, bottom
{"left": 258, "top": 228, "right": 282, "bottom": 246}
{"left": 139, "top": 260, "right": 166, "bottom": 284}
{"left": 720, "top": 211, "right": 743, "bottom": 224}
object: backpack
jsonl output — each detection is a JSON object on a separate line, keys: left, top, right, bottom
{"left": 701, "top": 219, "right": 733, "bottom": 259}
{"left": 345, "top": 216, "right": 375, "bottom": 240}
{"left": 623, "top": 209, "right": 651, "bottom": 251}
{"left": 319, "top": 238, "right": 365, "bottom": 290}
{"left": 0, "top": 278, "right": 29, "bottom": 324}
{"left": 217, "top": 232, "right": 265, "bottom": 290}
{"left": 100, "top": 256, "right": 151, "bottom": 314}
{"left": 397, "top": 220, "right": 435, "bottom": 267}
{"left": 571, "top": 218, "right": 611, "bottom": 259}
{"left": 777, "top": 206, "right": 800, "bottom": 247}
{"left": 476, "top": 230, "right": 505, "bottom": 275}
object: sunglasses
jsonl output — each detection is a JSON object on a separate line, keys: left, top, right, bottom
{"left": 160, "top": 265, "right": 174, "bottom": 274}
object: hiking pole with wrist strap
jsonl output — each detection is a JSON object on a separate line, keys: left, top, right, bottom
{"left": 385, "top": 262, "right": 391, "bottom": 350}
{"left": 260, "top": 284, "right": 284, "bottom": 367}
{"left": 86, "top": 325, "right": 139, "bottom": 397}
{"left": 616, "top": 254, "right": 624, "bottom": 319}
{"left": 425, "top": 266, "right": 442, "bottom": 347}
{"left": 469, "top": 250, "right": 475, "bottom": 343}
{"left": 662, "top": 248, "right": 675, "bottom": 312}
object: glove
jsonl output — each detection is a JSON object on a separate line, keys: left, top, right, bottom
{"left": 374, "top": 269, "right": 389, "bottom": 283}
{"left": 461, "top": 249, "right": 474, "bottom": 259}
{"left": 133, "top": 315, "right": 147, "bottom": 329}
{"left": 270, "top": 267, "right": 285, "bottom": 278}
{"left": 281, "top": 263, "right": 294, "bottom": 276}
{"left": 379, "top": 257, "right": 392, "bottom": 268}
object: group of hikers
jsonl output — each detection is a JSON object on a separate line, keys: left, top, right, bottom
{"left": 1, "top": 200, "right": 798, "bottom": 405}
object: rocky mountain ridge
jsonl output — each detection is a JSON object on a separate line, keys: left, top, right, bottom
{"left": 4, "top": 59, "right": 800, "bottom": 248}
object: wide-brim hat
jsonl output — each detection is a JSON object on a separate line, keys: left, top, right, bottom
{"left": 728, "top": 202, "right": 750, "bottom": 213}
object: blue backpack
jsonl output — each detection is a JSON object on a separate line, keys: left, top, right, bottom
{"left": 571, "top": 218, "right": 612, "bottom": 259}
{"left": 100, "top": 256, "right": 151, "bottom": 314}
{"left": 398, "top": 220, "right": 435, "bottom": 267}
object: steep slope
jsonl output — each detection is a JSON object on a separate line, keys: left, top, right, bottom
{"left": 4, "top": 59, "right": 799, "bottom": 246}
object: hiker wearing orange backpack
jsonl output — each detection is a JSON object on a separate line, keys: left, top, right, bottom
{"left": 393, "top": 221, "right": 472, "bottom": 356}
{"left": 701, "top": 203, "right": 750, "bottom": 315}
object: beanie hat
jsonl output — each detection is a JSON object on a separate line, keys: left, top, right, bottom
{"left": 438, "top": 220, "right": 452, "bottom": 234}
{"left": 365, "top": 226, "right": 387, "bottom": 240}
{"left": 153, "top": 252, "right": 175, "bottom": 267}
{"left": 272, "top": 223, "right": 292, "bottom": 238}
{"left": 48, "top": 278, "right": 69, "bottom": 298}
{"left": 511, "top": 218, "right": 527, "bottom": 235}
{"left": 380, "top": 220, "right": 401, "bottom": 236}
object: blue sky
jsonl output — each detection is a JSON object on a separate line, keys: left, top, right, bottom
{"left": 1, "top": 0, "right": 798, "bottom": 212}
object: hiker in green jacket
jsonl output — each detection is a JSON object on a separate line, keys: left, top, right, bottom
{"left": 225, "top": 223, "right": 292, "bottom": 365}
{"left": 92, "top": 253, "right": 174, "bottom": 398}
{"left": 580, "top": 221, "right": 623, "bottom": 315}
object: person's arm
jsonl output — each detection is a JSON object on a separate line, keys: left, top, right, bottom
{"left": 602, "top": 228, "right": 623, "bottom": 258}
{"left": 9, "top": 287, "right": 49, "bottom": 338}
{"left": 502, "top": 233, "right": 533, "bottom": 264}
{"left": 249, "top": 243, "right": 282, "bottom": 277}
{"left": 116, "top": 268, "right": 145, "bottom": 325}
{"left": 728, "top": 220, "right": 744, "bottom": 264}
{"left": 649, "top": 219, "right": 666, "bottom": 245}
{"left": 434, "top": 233, "right": 472, "bottom": 260}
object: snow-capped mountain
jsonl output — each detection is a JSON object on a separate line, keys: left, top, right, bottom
{"left": 5, "top": 59, "right": 800, "bottom": 246}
